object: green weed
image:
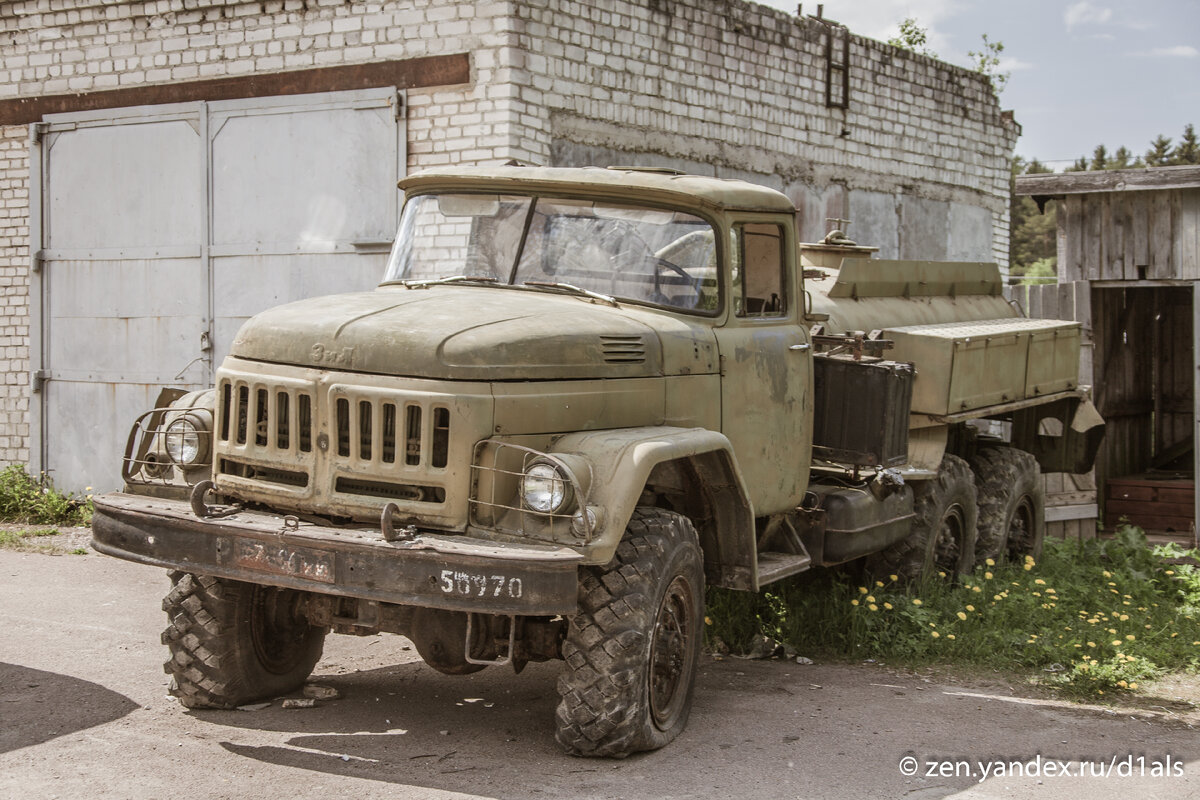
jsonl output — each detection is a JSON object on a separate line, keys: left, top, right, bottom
{"left": 706, "top": 524, "right": 1200, "bottom": 698}
{"left": 0, "top": 465, "right": 92, "bottom": 526}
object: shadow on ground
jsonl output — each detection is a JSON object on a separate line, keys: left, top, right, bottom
{"left": 0, "top": 662, "right": 140, "bottom": 754}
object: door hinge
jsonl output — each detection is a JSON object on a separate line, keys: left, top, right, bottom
{"left": 718, "top": 354, "right": 727, "bottom": 377}
{"left": 31, "top": 369, "right": 49, "bottom": 393}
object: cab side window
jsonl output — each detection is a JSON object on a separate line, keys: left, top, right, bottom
{"left": 732, "top": 223, "right": 787, "bottom": 317}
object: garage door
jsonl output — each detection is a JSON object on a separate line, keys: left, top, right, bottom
{"left": 31, "top": 89, "right": 405, "bottom": 492}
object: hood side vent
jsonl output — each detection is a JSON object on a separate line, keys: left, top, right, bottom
{"left": 600, "top": 334, "right": 646, "bottom": 364}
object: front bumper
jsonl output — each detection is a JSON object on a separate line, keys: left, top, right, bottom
{"left": 92, "top": 493, "right": 582, "bottom": 615}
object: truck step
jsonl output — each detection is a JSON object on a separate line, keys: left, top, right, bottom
{"left": 756, "top": 550, "right": 812, "bottom": 586}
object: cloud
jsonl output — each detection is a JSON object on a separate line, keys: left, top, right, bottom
{"left": 997, "top": 57, "right": 1034, "bottom": 72}
{"left": 1143, "top": 45, "right": 1199, "bottom": 58}
{"left": 1064, "top": 1, "right": 1112, "bottom": 32}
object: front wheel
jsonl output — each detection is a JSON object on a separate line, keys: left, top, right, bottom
{"left": 555, "top": 508, "right": 704, "bottom": 757}
{"left": 161, "top": 572, "right": 326, "bottom": 708}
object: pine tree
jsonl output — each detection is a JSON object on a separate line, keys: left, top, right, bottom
{"left": 1145, "top": 135, "right": 1173, "bottom": 166}
{"left": 1110, "top": 146, "right": 1140, "bottom": 169}
{"left": 1089, "top": 145, "right": 1109, "bottom": 171}
{"left": 1173, "top": 124, "right": 1199, "bottom": 165}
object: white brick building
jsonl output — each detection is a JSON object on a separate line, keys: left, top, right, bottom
{"left": 0, "top": 0, "right": 1019, "bottom": 489}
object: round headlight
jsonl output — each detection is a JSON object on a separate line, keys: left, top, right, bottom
{"left": 521, "top": 461, "right": 572, "bottom": 514}
{"left": 164, "top": 417, "right": 208, "bottom": 467}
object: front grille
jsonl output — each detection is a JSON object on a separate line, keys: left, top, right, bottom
{"left": 335, "top": 477, "right": 446, "bottom": 503}
{"left": 218, "top": 379, "right": 313, "bottom": 455}
{"left": 333, "top": 395, "right": 451, "bottom": 469}
{"left": 215, "top": 370, "right": 463, "bottom": 517}
{"left": 220, "top": 458, "right": 309, "bottom": 488}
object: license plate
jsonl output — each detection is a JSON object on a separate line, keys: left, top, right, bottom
{"left": 219, "top": 538, "right": 335, "bottom": 584}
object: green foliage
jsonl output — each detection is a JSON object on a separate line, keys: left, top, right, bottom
{"left": 706, "top": 525, "right": 1200, "bottom": 699}
{"left": 968, "top": 33, "right": 1008, "bottom": 94}
{"left": 1018, "top": 257, "right": 1056, "bottom": 285}
{"left": 0, "top": 465, "right": 92, "bottom": 526}
{"left": 1145, "top": 135, "right": 1174, "bottom": 166}
{"left": 1174, "top": 124, "right": 1199, "bottom": 165}
{"left": 1009, "top": 156, "right": 1057, "bottom": 273}
{"left": 887, "top": 18, "right": 936, "bottom": 57}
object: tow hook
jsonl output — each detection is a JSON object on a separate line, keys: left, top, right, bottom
{"left": 380, "top": 502, "right": 418, "bottom": 542}
{"left": 189, "top": 480, "right": 244, "bottom": 519}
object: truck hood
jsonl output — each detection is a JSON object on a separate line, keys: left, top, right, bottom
{"left": 229, "top": 286, "right": 676, "bottom": 380}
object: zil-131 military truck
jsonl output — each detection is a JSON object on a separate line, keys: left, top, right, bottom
{"left": 92, "top": 166, "right": 1103, "bottom": 757}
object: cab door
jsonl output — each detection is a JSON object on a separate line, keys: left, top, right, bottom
{"left": 712, "top": 220, "right": 813, "bottom": 516}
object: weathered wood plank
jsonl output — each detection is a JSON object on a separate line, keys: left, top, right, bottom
{"left": 1060, "top": 196, "right": 1084, "bottom": 283}
{"left": 1180, "top": 189, "right": 1200, "bottom": 280}
{"left": 1073, "top": 280, "right": 1094, "bottom": 383}
{"left": 1085, "top": 195, "right": 1104, "bottom": 281}
{"left": 1015, "top": 166, "right": 1200, "bottom": 196}
{"left": 1132, "top": 194, "right": 1150, "bottom": 270}
{"left": 1150, "top": 191, "right": 1174, "bottom": 279}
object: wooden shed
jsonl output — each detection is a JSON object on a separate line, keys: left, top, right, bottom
{"left": 1015, "top": 166, "right": 1200, "bottom": 544}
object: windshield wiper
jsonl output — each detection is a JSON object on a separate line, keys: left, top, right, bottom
{"left": 524, "top": 281, "right": 619, "bottom": 307}
{"left": 398, "top": 275, "right": 498, "bottom": 289}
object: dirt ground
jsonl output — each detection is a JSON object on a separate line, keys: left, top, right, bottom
{"left": 2, "top": 540, "right": 1199, "bottom": 800}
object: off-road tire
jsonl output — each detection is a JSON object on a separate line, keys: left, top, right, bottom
{"left": 970, "top": 446, "right": 1044, "bottom": 565}
{"left": 869, "top": 454, "right": 977, "bottom": 581}
{"left": 555, "top": 508, "right": 704, "bottom": 758}
{"left": 161, "top": 572, "right": 326, "bottom": 708}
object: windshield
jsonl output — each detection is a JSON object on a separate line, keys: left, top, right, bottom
{"left": 382, "top": 193, "right": 719, "bottom": 312}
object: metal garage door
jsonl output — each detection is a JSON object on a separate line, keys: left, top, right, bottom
{"left": 31, "top": 89, "right": 405, "bottom": 492}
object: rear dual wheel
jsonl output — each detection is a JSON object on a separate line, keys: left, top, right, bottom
{"left": 970, "top": 446, "right": 1045, "bottom": 565}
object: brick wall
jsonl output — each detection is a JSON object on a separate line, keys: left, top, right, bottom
{"left": 0, "top": 0, "right": 1018, "bottom": 469}
{"left": 0, "top": 124, "right": 30, "bottom": 465}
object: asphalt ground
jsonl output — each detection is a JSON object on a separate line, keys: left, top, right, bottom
{"left": 1, "top": 545, "right": 1198, "bottom": 800}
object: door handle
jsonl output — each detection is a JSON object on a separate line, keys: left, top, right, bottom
{"left": 788, "top": 343, "right": 811, "bottom": 352}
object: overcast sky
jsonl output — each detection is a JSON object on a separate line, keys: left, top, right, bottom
{"left": 754, "top": 0, "right": 1200, "bottom": 169}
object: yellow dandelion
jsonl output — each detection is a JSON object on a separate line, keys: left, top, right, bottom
{"left": 1165, "top": 570, "right": 1175, "bottom": 576}
{"left": 1119, "top": 614, "right": 1129, "bottom": 621}
{"left": 1129, "top": 683, "right": 1138, "bottom": 690}
{"left": 1024, "top": 564, "right": 1033, "bottom": 571}
{"left": 965, "top": 605, "right": 975, "bottom": 612}
{"left": 875, "top": 581, "right": 884, "bottom": 588}
{"left": 912, "top": 598, "right": 923, "bottom": 606}
{"left": 1112, "top": 640, "right": 1122, "bottom": 646}
{"left": 858, "top": 587, "right": 868, "bottom": 594}
{"left": 985, "top": 558, "right": 995, "bottom": 566}
{"left": 931, "top": 631, "right": 940, "bottom": 638}
{"left": 1034, "top": 578, "right": 1046, "bottom": 585}
{"left": 883, "top": 602, "right": 893, "bottom": 610}
{"left": 947, "top": 634, "right": 956, "bottom": 640}
{"left": 1045, "top": 588, "right": 1056, "bottom": 594}
{"left": 869, "top": 604, "right": 879, "bottom": 611}
{"left": 972, "top": 586, "right": 981, "bottom": 593}
{"left": 984, "top": 571, "right": 993, "bottom": 580}
{"left": 1117, "top": 680, "right": 1127, "bottom": 687}
{"left": 956, "top": 611, "right": 967, "bottom": 621}
{"left": 1087, "top": 641, "right": 1096, "bottom": 648}
{"left": 889, "top": 574, "right": 899, "bottom": 582}
{"left": 1125, "top": 634, "right": 1135, "bottom": 641}
{"left": 705, "top": 616, "right": 712, "bottom": 625}
{"left": 939, "top": 571, "right": 947, "bottom": 578}
{"left": 1103, "top": 570, "right": 1112, "bottom": 578}
{"left": 866, "top": 595, "right": 876, "bottom": 603}
{"left": 993, "top": 594, "right": 1002, "bottom": 601}
{"left": 851, "top": 599, "right": 860, "bottom": 606}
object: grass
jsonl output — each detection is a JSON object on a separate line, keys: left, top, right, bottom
{"left": 706, "top": 524, "right": 1200, "bottom": 699}
{"left": 0, "top": 527, "right": 87, "bottom": 555}
{"left": 0, "top": 465, "right": 92, "bottom": 527}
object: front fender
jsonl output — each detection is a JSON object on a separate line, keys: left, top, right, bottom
{"left": 548, "top": 426, "right": 757, "bottom": 587}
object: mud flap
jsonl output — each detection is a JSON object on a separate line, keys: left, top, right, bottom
{"left": 1012, "top": 396, "right": 1104, "bottom": 474}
